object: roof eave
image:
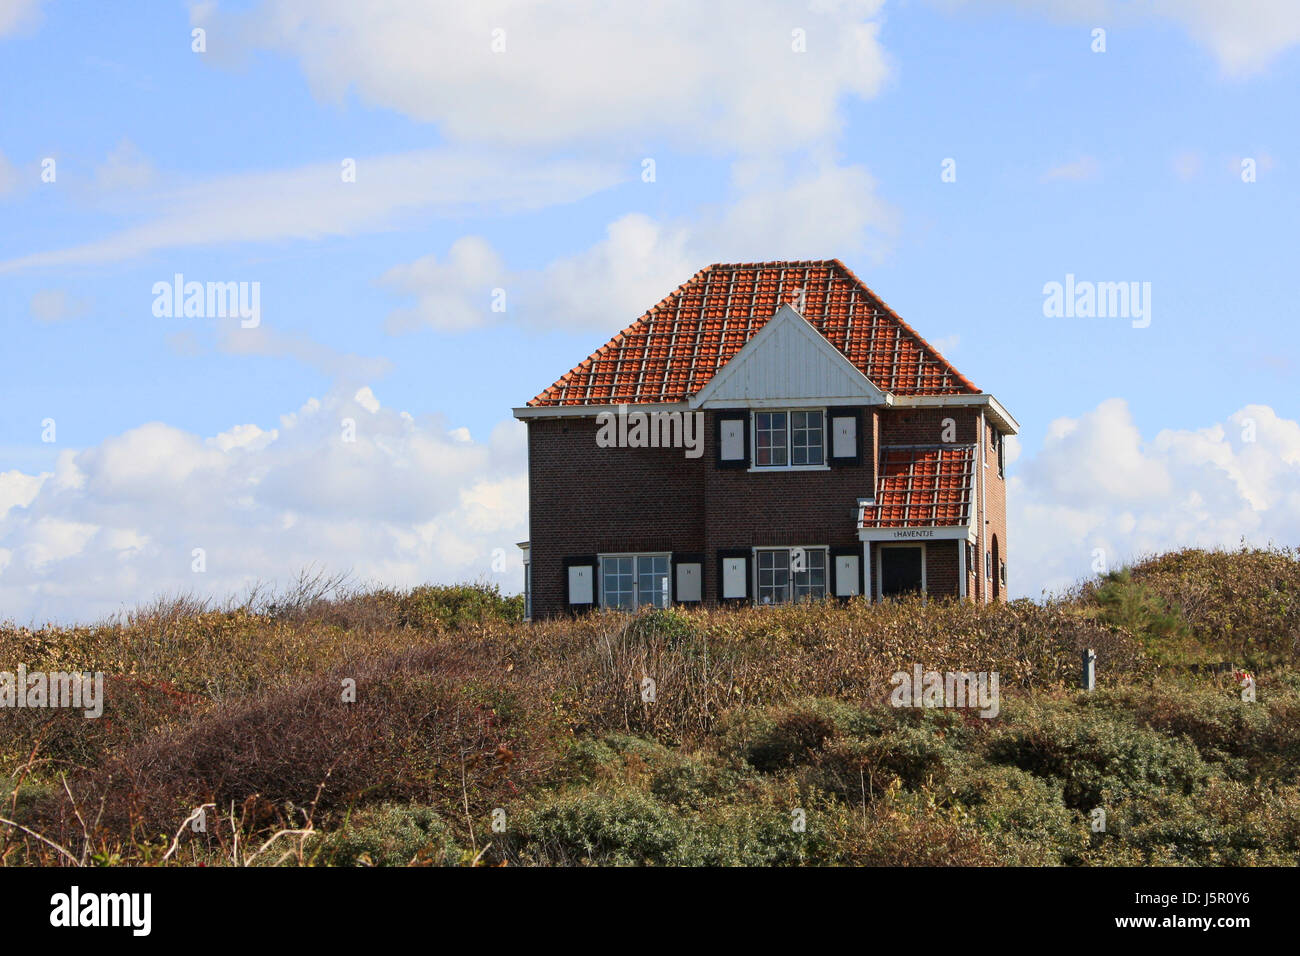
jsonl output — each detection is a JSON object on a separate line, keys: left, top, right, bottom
{"left": 889, "top": 393, "right": 1020, "bottom": 435}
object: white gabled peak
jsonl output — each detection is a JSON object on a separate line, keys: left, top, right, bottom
{"left": 689, "top": 304, "right": 888, "bottom": 408}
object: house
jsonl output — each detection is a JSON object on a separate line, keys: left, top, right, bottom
{"left": 513, "top": 260, "right": 1017, "bottom": 618}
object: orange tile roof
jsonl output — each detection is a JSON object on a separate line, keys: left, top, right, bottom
{"left": 528, "top": 260, "right": 977, "bottom": 406}
{"left": 861, "top": 444, "right": 976, "bottom": 529}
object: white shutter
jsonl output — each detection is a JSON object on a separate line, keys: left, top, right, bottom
{"left": 722, "top": 555, "right": 747, "bottom": 599}
{"left": 832, "top": 415, "right": 857, "bottom": 459}
{"left": 834, "top": 555, "right": 860, "bottom": 597}
{"left": 567, "top": 565, "right": 593, "bottom": 605}
{"left": 719, "top": 419, "right": 745, "bottom": 461}
{"left": 675, "top": 562, "right": 702, "bottom": 602}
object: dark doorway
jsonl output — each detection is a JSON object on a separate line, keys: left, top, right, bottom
{"left": 880, "top": 546, "right": 924, "bottom": 598}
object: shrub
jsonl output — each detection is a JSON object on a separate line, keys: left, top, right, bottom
{"left": 317, "top": 804, "right": 464, "bottom": 867}
{"left": 504, "top": 789, "right": 692, "bottom": 866}
{"left": 987, "top": 702, "right": 1210, "bottom": 809}
{"left": 398, "top": 582, "right": 524, "bottom": 630}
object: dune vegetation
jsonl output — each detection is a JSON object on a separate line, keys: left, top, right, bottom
{"left": 1, "top": 546, "right": 1298, "bottom": 866}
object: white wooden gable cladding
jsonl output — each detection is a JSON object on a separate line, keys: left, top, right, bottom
{"left": 689, "top": 304, "right": 888, "bottom": 408}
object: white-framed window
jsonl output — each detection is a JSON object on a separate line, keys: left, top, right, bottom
{"left": 754, "top": 412, "right": 788, "bottom": 466}
{"left": 752, "top": 409, "right": 826, "bottom": 469}
{"left": 755, "top": 547, "right": 828, "bottom": 604}
{"left": 599, "top": 553, "right": 670, "bottom": 609}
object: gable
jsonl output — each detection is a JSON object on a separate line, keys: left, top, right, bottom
{"left": 689, "top": 304, "right": 887, "bottom": 407}
{"left": 527, "top": 260, "right": 977, "bottom": 407}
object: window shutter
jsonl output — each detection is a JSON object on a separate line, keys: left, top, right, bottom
{"left": 715, "top": 411, "right": 749, "bottom": 468}
{"left": 829, "top": 410, "right": 860, "bottom": 465}
{"left": 717, "top": 549, "right": 750, "bottom": 601}
{"left": 831, "top": 546, "right": 861, "bottom": 597}
{"left": 672, "top": 553, "right": 704, "bottom": 603}
{"left": 563, "top": 555, "right": 597, "bottom": 610}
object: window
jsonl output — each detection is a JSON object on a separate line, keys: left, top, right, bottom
{"left": 755, "top": 412, "right": 788, "bottom": 466}
{"left": 756, "top": 549, "right": 788, "bottom": 604}
{"left": 995, "top": 431, "right": 1005, "bottom": 478}
{"left": 999, "top": 561, "right": 1007, "bottom": 586}
{"left": 756, "top": 548, "right": 828, "bottom": 604}
{"left": 791, "top": 411, "right": 824, "bottom": 465}
{"left": 792, "top": 548, "right": 827, "bottom": 601}
{"left": 753, "top": 410, "right": 825, "bottom": 468}
{"left": 985, "top": 550, "right": 992, "bottom": 579}
{"left": 600, "top": 554, "right": 669, "bottom": 609}
{"left": 638, "top": 555, "right": 670, "bottom": 608}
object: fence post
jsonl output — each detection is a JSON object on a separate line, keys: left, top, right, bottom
{"left": 1081, "top": 648, "right": 1096, "bottom": 691}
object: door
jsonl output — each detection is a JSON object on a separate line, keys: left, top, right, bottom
{"left": 879, "top": 546, "right": 924, "bottom": 598}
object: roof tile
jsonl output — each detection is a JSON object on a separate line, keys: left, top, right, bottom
{"left": 861, "top": 444, "right": 976, "bottom": 529}
{"left": 529, "top": 260, "right": 976, "bottom": 406}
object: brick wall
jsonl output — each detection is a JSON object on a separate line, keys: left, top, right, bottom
{"left": 980, "top": 415, "right": 1009, "bottom": 603}
{"left": 527, "top": 415, "right": 707, "bottom": 618}
{"left": 526, "top": 404, "right": 1005, "bottom": 616}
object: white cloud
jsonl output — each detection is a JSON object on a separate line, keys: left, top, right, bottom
{"left": 383, "top": 160, "right": 892, "bottom": 332}
{"left": 0, "top": 469, "right": 46, "bottom": 518}
{"left": 0, "top": 148, "right": 622, "bottom": 273}
{"left": 380, "top": 236, "right": 510, "bottom": 334}
{"left": 0, "top": 389, "right": 528, "bottom": 624}
{"left": 194, "top": 0, "right": 890, "bottom": 150}
{"left": 1148, "top": 0, "right": 1300, "bottom": 76}
{"left": 930, "top": 334, "right": 961, "bottom": 356}
{"left": 0, "top": 0, "right": 44, "bottom": 37}
{"left": 951, "top": 1, "right": 1300, "bottom": 76}
{"left": 1010, "top": 400, "right": 1300, "bottom": 598}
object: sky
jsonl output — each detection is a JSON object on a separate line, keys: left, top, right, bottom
{"left": 1, "top": 0, "right": 1298, "bottom": 623}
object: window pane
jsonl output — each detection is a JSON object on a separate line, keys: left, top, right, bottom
{"left": 637, "top": 555, "right": 670, "bottom": 608}
{"left": 755, "top": 412, "right": 787, "bottom": 467}
{"left": 601, "top": 556, "right": 635, "bottom": 609}
{"left": 791, "top": 411, "right": 823, "bottom": 466}
{"left": 757, "top": 549, "right": 789, "bottom": 604}
{"left": 793, "top": 548, "right": 827, "bottom": 602}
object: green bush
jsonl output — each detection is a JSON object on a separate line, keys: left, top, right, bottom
{"left": 506, "top": 790, "right": 692, "bottom": 866}
{"left": 398, "top": 582, "right": 523, "bottom": 630}
{"left": 317, "top": 804, "right": 464, "bottom": 866}
{"left": 987, "top": 703, "right": 1210, "bottom": 810}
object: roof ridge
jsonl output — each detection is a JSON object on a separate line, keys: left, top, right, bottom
{"left": 527, "top": 260, "right": 980, "bottom": 407}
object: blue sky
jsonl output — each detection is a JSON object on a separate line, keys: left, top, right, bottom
{"left": 2, "top": 0, "right": 1299, "bottom": 622}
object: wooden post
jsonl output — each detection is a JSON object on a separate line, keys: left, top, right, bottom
{"left": 1081, "top": 648, "right": 1096, "bottom": 691}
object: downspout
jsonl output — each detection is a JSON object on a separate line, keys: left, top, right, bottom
{"left": 957, "top": 532, "right": 966, "bottom": 599}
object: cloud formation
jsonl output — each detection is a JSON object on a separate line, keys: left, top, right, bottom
{"left": 955, "top": 0, "right": 1300, "bottom": 76}
{"left": 0, "top": 389, "right": 527, "bottom": 624}
{"left": 194, "top": 0, "right": 891, "bottom": 150}
{"left": 0, "top": 0, "right": 43, "bottom": 38}
{"left": 4, "top": 392, "right": 1297, "bottom": 622}
{"left": 382, "top": 160, "right": 892, "bottom": 333}
{"left": 1010, "top": 399, "right": 1300, "bottom": 597}
{"left": 0, "top": 149, "right": 623, "bottom": 273}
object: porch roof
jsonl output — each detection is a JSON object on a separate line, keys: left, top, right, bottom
{"left": 859, "top": 444, "right": 976, "bottom": 530}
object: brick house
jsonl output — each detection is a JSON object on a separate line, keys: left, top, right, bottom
{"left": 513, "top": 260, "right": 1017, "bottom": 618}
